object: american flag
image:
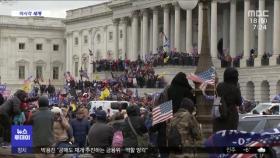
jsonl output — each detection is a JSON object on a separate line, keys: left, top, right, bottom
{"left": 187, "top": 67, "right": 215, "bottom": 85}
{"left": 152, "top": 100, "right": 173, "bottom": 125}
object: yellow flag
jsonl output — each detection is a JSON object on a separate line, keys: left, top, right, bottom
{"left": 71, "top": 103, "right": 77, "bottom": 112}
{"left": 164, "top": 56, "right": 169, "bottom": 63}
{"left": 99, "top": 88, "right": 110, "bottom": 100}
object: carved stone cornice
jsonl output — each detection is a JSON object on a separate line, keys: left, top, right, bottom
{"left": 131, "top": 10, "right": 140, "bottom": 18}
{"left": 0, "top": 24, "right": 65, "bottom": 31}
{"left": 120, "top": 17, "right": 129, "bottom": 25}
{"left": 46, "top": 38, "right": 51, "bottom": 43}
{"left": 141, "top": 8, "right": 149, "bottom": 17}
{"left": 151, "top": 6, "right": 159, "bottom": 13}
{"left": 112, "top": 18, "right": 120, "bottom": 25}
{"left": 162, "top": 4, "right": 171, "bottom": 12}
{"left": 66, "top": 31, "right": 73, "bottom": 37}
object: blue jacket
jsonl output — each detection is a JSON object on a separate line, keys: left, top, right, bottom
{"left": 70, "top": 118, "right": 90, "bottom": 147}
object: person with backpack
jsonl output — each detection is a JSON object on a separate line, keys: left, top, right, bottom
{"left": 122, "top": 105, "right": 148, "bottom": 158}
{"left": 168, "top": 98, "right": 202, "bottom": 158}
{"left": 213, "top": 67, "right": 242, "bottom": 132}
{"left": 88, "top": 110, "right": 113, "bottom": 158}
{"left": 108, "top": 112, "right": 125, "bottom": 158}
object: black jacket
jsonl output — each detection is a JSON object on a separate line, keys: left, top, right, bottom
{"left": 88, "top": 121, "right": 113, "bottom": 147}
{"left": 213, "top": 82, "right": 242, "bottom": 132}
{"left": 0, "top": 96, "right": 21, "bottom": 117}
{"left": 167, "top": 72, "right": 195, "bottom": 113}
{"left": 122, "top": 116, "right": 147, "bottom": 147}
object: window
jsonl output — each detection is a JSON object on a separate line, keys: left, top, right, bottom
{"left": 53, "top": 67, "right": 59, "bottom": 80}
{"left": 264, "top": 119, "right": 280, "bottom": 130}
{"left": 120, "top": 30, "right": 123, "bottom": 39}
{"left": 109, "top": 32, "right": 113, "bottom": 41}
{"left": 19, "top": 43, "right": 25, "bottom": 50}
{"left": 84, "top": 36, "right": 88, "bottom": 44}
{"left": 53, "top": 44, "right": 59, "bottom": 51}
{"left": 75, "top": 37, "right": 78, "bottom": 45}
{"left": 74, "top": 62, "right": 78, "bottom": 77}
{"left": 36, "top": 44, "right": 42, "bottom": 50}
{"left": 19, "top": 66, "right": 25, "bottom": 79}
{"left": 238, "top": 120, "right": 260, "bottom": 132}
{"left": 36, "top": 66, "right": 43, "bottom": 79}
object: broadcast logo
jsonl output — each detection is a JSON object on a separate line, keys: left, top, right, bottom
{"left": 11, "top": 125, "right": 33, "bottom": 154}
{"left": 248, "top": 10, "right": 269, "bottom": 31}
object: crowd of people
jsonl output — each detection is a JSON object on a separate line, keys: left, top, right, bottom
{"left": 0, "top": 67, "right": 244, "bottom": 158}
{"left": 94, "top": 51, "right": 199, "bottom": 73}
{"left": 94, "top": 61, "right": 166, "bottom": 89}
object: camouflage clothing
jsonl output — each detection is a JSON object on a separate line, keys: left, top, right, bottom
{"left": 168, "top": 108, "right": 202, "bottom": 158}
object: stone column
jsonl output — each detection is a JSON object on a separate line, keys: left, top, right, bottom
{"left": 170, "top": 12, "right": 175, "bottom": 50}
{"left": 121, "top": 17, "right": 128, "bottom": 60}
{"left": 113, "top": 19, "right": 119, "bottom": 60}
{"left": 163, "top": 4, "right": 170, "bottom": 52}
{"left": 256, "top": 0, "right": 266, "bottom": 66}
{"left": 230, "top": 0, "right": 236, "bottom": 58}
{"left": 186, "top": 9, "right": 192, "bottom": 53}
{"left": 174, "top": 3, "right": 181, "bottom": 52}
{"left": 103, "top": 26, "right": 108, "bottom": 59}
{"left": 210, "top": 0, "right": 217, "bottom": 58}
{"left": 241, "top": 0, "right": 251, "bottom": 67}
{"left": 198, "top": 2, "right": 203, "bottom": 54}
{"left": 142, "top": 9, "right": 149, "bottom": 58}
{"left": 140, "top": 16, "right": 143, "bottom": 58}
{"left": 88, "top": 29, "right": 93, "bottom": 78}
{"left": 66, "top": 32, "right": 72, "bottom": 72}
{"left": 149, "top": 18, "right": 153, "bottom": 53}
{"left": 152, "top": 7, "right": 159, "bottom": 54}
{"left": 271, "top": 0, "right": 280, "bottom": 65}
{"left": 222, "top": 7, "right": 229, "bottom": 51}
{"left": 132, "top": 11, "right": 139, "bottom": 61}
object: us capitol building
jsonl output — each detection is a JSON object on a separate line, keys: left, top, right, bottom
{"left": 0, "top": 0, "right": 280, "bottom": 102}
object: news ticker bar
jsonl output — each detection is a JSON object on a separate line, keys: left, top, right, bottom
{"left": 12, "top": 146, "right": 271, "bottom": 154}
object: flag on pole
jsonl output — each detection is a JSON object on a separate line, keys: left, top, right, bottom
{"left": 89, "top": 49, "right": 93, "bottom": 56}
{"left": 22, "top": 76, "right": 33, "bottom": 93}
{"left": 162, "top": 32, "right": 170, "bottom": 52}
{"left": 187, "top": 67, "right": 215, "bottom": 85}
{"left": 152, "top": 100, "right": 173, "bottom": 125}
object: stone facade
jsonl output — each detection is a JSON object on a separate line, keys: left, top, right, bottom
{"left": 0, "top": 15, "right": 66, "bottom": 91}
{"left": 1, "top": 0, "right": 280, "bottom": 102}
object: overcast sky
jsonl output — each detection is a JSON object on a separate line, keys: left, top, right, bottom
{"left": 0, "top": 0, "right": 108, "bottom": 18}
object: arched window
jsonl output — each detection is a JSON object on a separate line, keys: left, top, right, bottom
{"left": 261, "top": 80, "right": 270, "bottom": 102}
{"left": 246, "top": 81, "right": 255, "bottom": 101}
